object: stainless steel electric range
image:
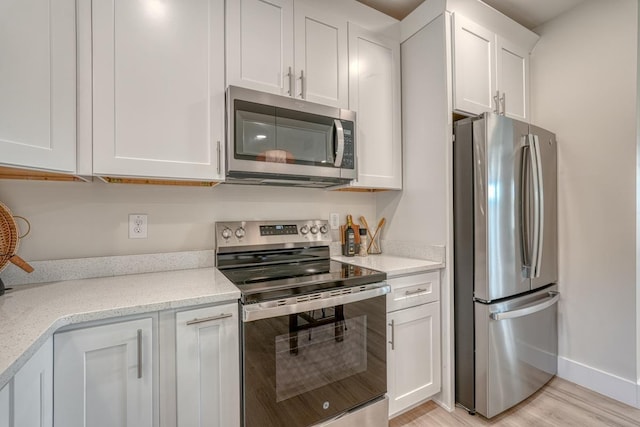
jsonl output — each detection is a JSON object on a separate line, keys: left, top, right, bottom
{"left": 215, "top": 220, "right": 390, "bottom": 427}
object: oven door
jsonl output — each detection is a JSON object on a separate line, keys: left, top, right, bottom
{"left": 241, "top": 284, "right": 389, "bottom": 427}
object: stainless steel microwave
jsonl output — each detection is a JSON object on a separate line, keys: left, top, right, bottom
{"left": 226, "top": 86, "right": 356, "bottom": 188}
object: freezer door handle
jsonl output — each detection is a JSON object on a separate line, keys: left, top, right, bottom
{"left": 490, "top": 291, "right": 560, "bottom": 320}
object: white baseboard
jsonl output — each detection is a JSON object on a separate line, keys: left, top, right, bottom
{"left": 558, "top": 356, "right": 640, "bottom": 408}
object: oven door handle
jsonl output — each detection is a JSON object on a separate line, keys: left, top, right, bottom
{"left": 242, "top": 283, "right": 390, "bottom": 322}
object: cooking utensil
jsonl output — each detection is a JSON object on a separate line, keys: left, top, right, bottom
{"left": 359, "top": 216, "right": 381, "bottom": 253}
{"left": 368, "top": 217, "right": 386, "bottom": 254}
{"left": 0, "top": 202, "right": 34, "bottom": 274}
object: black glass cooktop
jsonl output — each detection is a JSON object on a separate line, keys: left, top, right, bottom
{"left": 219, "top": 259, "right": 386, "bottom": 304}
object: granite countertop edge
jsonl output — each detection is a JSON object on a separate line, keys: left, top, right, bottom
{"left": 331, "top": 254, "right": 445, "bottom": 277}
{"left": 0, "top": 267, "right": 240, "bottom": 389}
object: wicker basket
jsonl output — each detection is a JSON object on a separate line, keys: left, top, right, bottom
{"left": 0, "top": 202, "right": 33, "bottom": 274}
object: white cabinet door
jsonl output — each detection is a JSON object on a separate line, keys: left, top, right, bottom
{"left": 293, "top": 3, "right": 348, "bottom": 108}
{"left": 387, "top": 302, "right": 441, "bottom": 417}
{"left": 175, "top": 304, "right": 239, "bottom": 427}
{"left": 0, "top": 380, "right": 9, "bottom": 427}
{"left": 347, "top": 23, "right": 402, "bottom": 190}
{"left": 92, "top": 0, "right": 225, "bottom": 181}
{"left": 452, "top": 13, "right": 496, "bottom": 116}
{"left": 226, "top": 0, "right": 294, "bottom": 96}
{"left": 453, "top": 13, "right": 531, "bottom": 121}
{"left": 0, "top": 0, "right": 76, "bottom": 173}
{"left": 496, "top": 36, "right": 529, "bottom": 121}
{"left": 54, "top": 318, "right": 153, "bottom": 427}
{"left": 14, "top": 338, "right": 53, "bottom": 427}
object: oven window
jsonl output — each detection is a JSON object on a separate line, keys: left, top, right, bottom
{"left": 234, "top": 100, "right": 335, "bottom": 166}
{"left": 242, "top": 294, "right": 386, "bottom": 427}
{"left": 275, "top": 309, "right": 367, "bottom": 402}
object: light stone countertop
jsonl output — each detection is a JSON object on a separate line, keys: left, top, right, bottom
{"left": 0, "top": 267, "right": 240, "bottom": 389}
{"left": 331, "top": 254, "right": 444, "bottom": 278}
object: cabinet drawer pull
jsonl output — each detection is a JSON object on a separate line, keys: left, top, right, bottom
{"left": 388, "top": 319, "right": 395, "bottom": 350}
{"left": 186, "top": 313, "right": 233, "bottom": 326}
{"left": 137, "top": 329, "right": 142, "bottom": 379}
{"left": 405, "top": 287, "right": 427, "bottom": 296}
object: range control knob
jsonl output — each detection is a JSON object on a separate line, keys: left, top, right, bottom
{"left": 300, "top": 225, "right": 309, "bottom": 235}
{"left": 310, "top": 225, "right": 319, "bottom": 234}
{"left": 221, "top": 228, "right": 232, "bottom": 240}
{"left": 235, "top": 227, "right": 246, "bottom": 238}
{"left": 319, "top": 224, "right": 328, "bottom": 234}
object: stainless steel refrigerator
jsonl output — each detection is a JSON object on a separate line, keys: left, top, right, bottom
{"left": 453, "top": 112, "right": 559, "bottom": 418}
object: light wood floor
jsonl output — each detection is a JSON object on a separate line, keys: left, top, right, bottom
{"left": 390, "top": 377, "right": 640, "bottom": 426}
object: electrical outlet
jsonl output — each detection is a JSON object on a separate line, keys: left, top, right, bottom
{"left": 330, "top": 213, "right": 340, "bottom": 230}
{"left": 129, "top": 214, "right": 148, "bottom": 239}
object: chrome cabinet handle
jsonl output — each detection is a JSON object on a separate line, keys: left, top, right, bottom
{"left": 186, "top": 313, "right": 233, "bottom": 326}
{"left": 493, "top": 90, "right": 500, "bottom": 114}
{"left": 137, "top": 329, "right": 142, "bottom": 379}
{"left": 287, "top": 66, "right": 294, "bottom": 96}
{"left": 299, "top": 69, "right": 306, "bottom": 99}
{"left": 216, "top": 140, "right": 221, "bottom": 175}
{"left": 500, "top": 92, "right": 506, "bottom": 115}
{"left": 405, "top": 287, "right": 427, "bottom": 296}
{"left": 388, "top": 319, "right": 395, "bottom": 350}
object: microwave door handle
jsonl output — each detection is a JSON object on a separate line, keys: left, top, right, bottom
{"left": 333, "top": 119, "right": 345, "bottom": 167}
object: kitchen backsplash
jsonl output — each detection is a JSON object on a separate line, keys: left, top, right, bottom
{"left": 2, "top": 241, "right": 444, "bottom": 287}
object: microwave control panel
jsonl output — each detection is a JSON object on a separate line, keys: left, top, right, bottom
{"left": 341, "top": 121, "right": 355, "bottom": 169}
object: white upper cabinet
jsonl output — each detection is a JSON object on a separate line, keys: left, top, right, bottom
{"left": 0, "top": 0, "right": 76, "bottom": 173}
{"left": 226, "top": 0, "right": 348, "bottom": 108}
{"left": 496, "top": 36, "right": 529, "bottom": 121}
{"left": 453, "top": 13, "right": 531, "bottom": 121}
{"left": 347, "top": 23, "right": 402, "bottom": 190}
{"left": 226, "top": 0, "right": 294, "bottom": 96}
{"left": 92, "top": 0, "right": 225, "bottom": 182}
{"left": 293, "top": 2, "right": 348, "bottom": 108}
{"left": 452, "top": 14, "right": 496, "bottom": 115}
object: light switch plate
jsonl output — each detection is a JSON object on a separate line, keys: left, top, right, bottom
{"left": 330, "top": 213, "right": 340, "bottom": 230}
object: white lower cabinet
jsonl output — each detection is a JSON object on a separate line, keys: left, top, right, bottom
{"left": 175, "top": 303, "right": 240, "bottom": 427}
{"left": 386, "top": 272, "right": 441, "bottom": 417}
{"left": 53, "top": 318, "right": 154, "bottom": 427}
{"left": 0, "top": 337, "right": 53, "bottom": 427}
{"left": 0, "top": 381, "right": 8, "bottom": 427}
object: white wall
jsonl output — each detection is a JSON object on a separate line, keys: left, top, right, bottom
{"left": 531, "top": 0, "right": 637, "bottom": 383}
{"left": 0, "top": 180, "right": 376, "bottom": 261}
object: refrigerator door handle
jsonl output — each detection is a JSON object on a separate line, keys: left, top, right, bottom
{"left": 528, "top": 134, "right": 542, "bottom": 278}
{"left": 490, "top": 291, "right": 560, "bottom": 320}
{"left": 531, "top": 134, "right": 545, "bottom": 277}
{"left": 520, "top": 141, "right": 532, "bottom": 276}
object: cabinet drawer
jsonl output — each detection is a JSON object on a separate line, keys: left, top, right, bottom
{"left": 386, "top": 271, "right": 440, "bottom": 312}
